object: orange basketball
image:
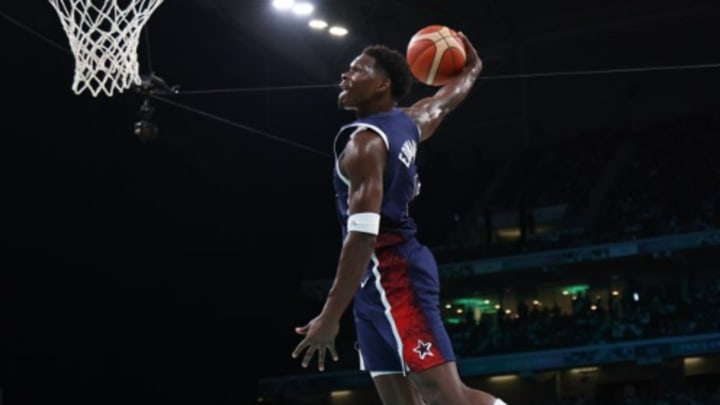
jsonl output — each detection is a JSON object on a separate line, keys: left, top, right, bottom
{"left": 406, "top": 25, "right": 466, "bottom": 87}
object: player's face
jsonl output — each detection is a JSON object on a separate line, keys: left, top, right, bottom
{"left": 338, "top": 54, "right": 386, "bottom": 110}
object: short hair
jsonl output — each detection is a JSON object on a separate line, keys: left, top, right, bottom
{"left": 362, "top": 45, "right": 413, "bottom": 101}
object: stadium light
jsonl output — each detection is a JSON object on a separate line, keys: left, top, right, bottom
{"left": 328, "top": 25, "right": 348, "bottom": 37}
{"left": 308, "top": 19, "right": 328, "bottom": 30}
{"left": 292, "top": 2, "right": 314, "bottom": 16}
{"left": 271, "top": 0, "right": 294, "bottom": 11}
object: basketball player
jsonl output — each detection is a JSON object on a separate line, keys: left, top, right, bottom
{"left": 292, "top": 32, "right": 506, "bottom": 405}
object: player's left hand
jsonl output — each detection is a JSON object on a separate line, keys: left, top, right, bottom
{"left": 457, "top": 31, "right": 482, "bottom": 72}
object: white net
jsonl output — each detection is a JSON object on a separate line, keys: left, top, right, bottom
{"left": 48, "top": 0, "right": 165, "bottom": 97}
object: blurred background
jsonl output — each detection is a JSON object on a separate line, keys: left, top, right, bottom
{"left": 2, "top": 0, "right": 719, "bottom": 404}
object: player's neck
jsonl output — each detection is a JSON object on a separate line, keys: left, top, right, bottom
{"left": 355, "top": 102, "right": 395, "bottom": 118}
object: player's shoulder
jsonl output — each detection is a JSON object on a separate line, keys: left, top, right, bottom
{"left": 397, "top": 102, "right": 426, "bottom": 125}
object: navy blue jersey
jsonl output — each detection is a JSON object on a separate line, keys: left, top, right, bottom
{"left": 333, "top": 109, "right": 421, "bottom": 242}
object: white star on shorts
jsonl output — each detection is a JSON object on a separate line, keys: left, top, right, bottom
{"left": 413, "top": 339, "right": 434, "bottom": 360}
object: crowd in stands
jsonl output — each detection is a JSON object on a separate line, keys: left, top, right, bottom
{"left": 547, "top": 390, "right": 720, "bottom": 405}
{"left": 433, "top": 114, "right": 720, "bottom": 261}
{"left": 596, "top": 119, "right": 720, "bottom": 242}
{"left": 547, "top": 377, "right": 720, "bottom": 405}
{"left": 447, "top": 272, "right": 720, "bottom": 357}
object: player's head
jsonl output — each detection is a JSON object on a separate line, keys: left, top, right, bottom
{"left": 362, "top": 45, "right": 413, "bottom": 101}
{"left": 338, "top": 45, "right": 413, "bottom": 112}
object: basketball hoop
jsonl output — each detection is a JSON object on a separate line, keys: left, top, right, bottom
{"left": 48, "top": 0, "right": 166, "bottom": 97}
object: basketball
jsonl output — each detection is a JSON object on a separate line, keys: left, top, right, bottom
{"left": 406, "top": 25, "right": 466, "bottom": 87}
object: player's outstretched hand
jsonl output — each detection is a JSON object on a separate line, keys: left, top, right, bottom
{"left": 292, "top": 315, "right": 340, "bottom": 372}
{"left": 457, "top": 31, "right": 483, "bottom": 73}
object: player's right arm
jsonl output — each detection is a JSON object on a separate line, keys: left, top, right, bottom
{"left": 403, "top": 32, "right": 483, "bottom": 143}
{"left": 292, "top": 129, "right": 386, "bottom": 371}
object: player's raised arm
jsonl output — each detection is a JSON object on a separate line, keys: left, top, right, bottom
{"left": 404, "top": 31, "right": 483, "bottom": 143}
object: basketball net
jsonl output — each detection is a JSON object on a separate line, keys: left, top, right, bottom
{"left": 48, "top": 0, "right": 165, "bottom": 97}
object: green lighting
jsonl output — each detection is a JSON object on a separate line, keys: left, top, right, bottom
{"left": 561, "top": 284, "right": 589, "bottom": 295}
{"left": 450, "top": 297, "right": 496, "bottom": 313}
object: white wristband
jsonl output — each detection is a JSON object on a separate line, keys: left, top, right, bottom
{"left": 347, "top": 212, "right": 381, "bottom": 235}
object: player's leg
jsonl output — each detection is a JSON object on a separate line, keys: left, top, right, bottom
{"left": 354, "top": 288, "right": 421, "bottom": 404}
{"left": 355, "top": 315, "right": 424, "bottom": 404}
{"left": 353, "top": 253, "right": 426, "bottom": 405}
{"left": 372, "top": 372, "right": 425, "bottom": 405}
{"left": 354, "top": 242, "right": 501, "bottom": 405}
{"left": 409, "top": 362, "right": 499, "bottom": 405}
{"left": 401, "top": 243, "right": 505, "bottom": 405}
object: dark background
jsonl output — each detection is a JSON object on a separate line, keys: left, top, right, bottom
{"left": 2, "top": 0, "right": 719, "bottom": 403}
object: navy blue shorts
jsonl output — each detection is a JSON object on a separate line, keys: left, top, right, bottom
{"left": 353, "top": 237, "right": 455, "bottom": 375}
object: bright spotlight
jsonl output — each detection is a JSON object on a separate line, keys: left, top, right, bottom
{"left": 292, "top": 2, "right": 314, "bottom": 16}
{"left": 272, "top": 0, "right": 294, "bottom": 11}
{"left": 308, "top": 19, "right": 328, "bottom": 30}
{"left": 328, "top": 25, "right": 348, "bottom": 36}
